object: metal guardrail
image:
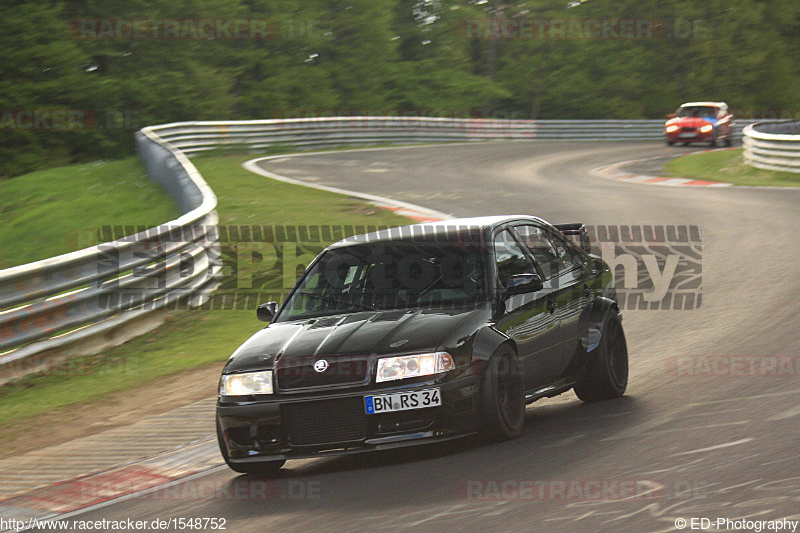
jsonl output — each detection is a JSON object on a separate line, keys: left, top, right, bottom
{"left": 743, "top": 121, "right": 800, "bottom": 173}
{"left": 148, "top": 117, "right": 760, "bottom": 155}
{"left": 0, "top": 128, "right": 220, "bottom": 380}
{"left": 0, "top": 116, "right": 765, "bottom": 380}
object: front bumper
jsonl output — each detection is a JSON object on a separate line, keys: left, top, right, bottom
{"left": 665, "top": 130, "right": 714, "bottom": 143}
{"left": 217, "top": 374, "right": 481, "bottom": 463}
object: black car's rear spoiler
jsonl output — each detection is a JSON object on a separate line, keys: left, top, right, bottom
{"left": 553, "top": 223, "right": 592, "bottom": 253}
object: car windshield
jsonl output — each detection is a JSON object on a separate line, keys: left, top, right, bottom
{"left": 677, "top": 106, "right": 718, "bottom": 118}
{"left": 276, "top": 241, "right": 487, "bottom": 320}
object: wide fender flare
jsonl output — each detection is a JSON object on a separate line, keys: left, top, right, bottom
{"left": 471, "top": 325, "right": 516, "bottom": 363}
{"left": 579, "top": 296, "right": 622, "bottom": 353}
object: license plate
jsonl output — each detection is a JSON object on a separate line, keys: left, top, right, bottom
{"left": 365, "top": 388, "right": 441, "bottom": 414}
{"left": 678, "top": 132, "right": 696, "bottom": 138}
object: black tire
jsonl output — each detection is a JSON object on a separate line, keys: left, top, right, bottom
{"left": 666, "top": 140, "right": 675, "bottom": 146}
{"left": 216, "top": 418, "right": 286, "bottom": 474}
{"left": 573, "top": 315, "right": 628, "bottom": 402}
{"left": 479, "top": 345, "right": 525, "bottom": 441}
{"left": 710, "top": 127, "right": 721, "bottom": 147}
{"left": 724, "top": 136, "right": 733, "bottom": 147}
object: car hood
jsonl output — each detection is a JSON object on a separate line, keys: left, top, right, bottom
{"left": 224, "top": 306, "right": 487, "bottom": 374}
{"left": 667, "top": 116, "right": 716, "bottom": 127}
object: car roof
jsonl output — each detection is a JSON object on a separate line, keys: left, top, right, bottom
{"left": 680, "top": 101, "right": 726, "bottom": 107}
{"left": 329, "top": 215, "right": 549, "bottom": 248}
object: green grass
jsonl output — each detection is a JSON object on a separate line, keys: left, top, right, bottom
{"left": 0, "top": 157, "right": 180, "bottom": 269}
{"left": 0, "top": 310, "right": 239, "bottom": 424}
{"left": 663, "top": 148, "right": 800, "bottom": 187}
{"left": 0, "top": 154, "right": 410, "bottom": 427}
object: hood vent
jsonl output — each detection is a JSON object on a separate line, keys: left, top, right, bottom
{"left": 372, "top": 310, "right": 409, "bottom": 322}
{"left": 309, "top": 316, "right": 343, "bottom": 329}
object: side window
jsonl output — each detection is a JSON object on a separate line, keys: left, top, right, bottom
{"left": 543, "top": 231, "right": 581, "bottom": 274}
{"left": 514, "top": 225, "right": 560, "bottom": 279}
{"left": 493, "top": 230, "right": 535, "bottom": 288}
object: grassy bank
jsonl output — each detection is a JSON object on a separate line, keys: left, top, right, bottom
{"left": 663, "top": 148, "right": 800, "bottom": 187}
{"left": 0, "top": 157, "right": 179, "bottom": 269}
{"left": 0, "top": 154, "right": 409, "bottom": 429}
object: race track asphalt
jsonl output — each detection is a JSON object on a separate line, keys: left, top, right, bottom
{"left": 69, "top": 141, "right": 800, "bottom": 532}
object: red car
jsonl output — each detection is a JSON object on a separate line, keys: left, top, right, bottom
{"left": 665, "top": 102, "right": 734, "bottom": 147}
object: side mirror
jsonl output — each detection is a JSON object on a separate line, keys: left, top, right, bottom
{"left": 257, "top": 301, "right": 278, "bottom": 322}
{"left": 504, "top": 273, "right": 544, "bottom": 298}
{"left": 666, "top": 113, "right": 677, "bottom": 119}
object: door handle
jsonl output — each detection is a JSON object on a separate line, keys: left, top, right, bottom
{"left": 546, "top": 300, "right": 556, "bottom": 313}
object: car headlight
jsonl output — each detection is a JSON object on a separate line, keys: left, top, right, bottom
{"left": 220, "top": 371, "right": 274, "bottom": 396}
{"left": 376, "top": 352, "right": 455, "bottom": 383}
{"left": 666, "top": 125, "right": 679, "bottom": 133}
{"left": 700, "top": 124, "right": 713, "bottom": 133}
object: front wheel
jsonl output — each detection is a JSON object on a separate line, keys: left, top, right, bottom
{"left": 217, "top": 418, "right": 286, "bottom": 474}
{"left": 479, "top": 345, "right": 525, "bottom": 441}
{"left": 573, "top": 315, "right": 628, "bottom": 402}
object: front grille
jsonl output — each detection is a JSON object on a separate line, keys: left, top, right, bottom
{"left": 283, "top": 397, "right": 367, "bottom": 446}
{"left": 275, "top": 356, "right": 370, "bottom": 390}
{"left": 681, "top": 127, "right": 696, "bottom": 132}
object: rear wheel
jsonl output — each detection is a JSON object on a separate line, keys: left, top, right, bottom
{"left": 573, "top": 315, "right": 628, "bottom": 402}
{"left": 666, "top": 140, "right": 675, "bottom": 146}
{"left": 724, "top": 136, "right": 733, "bottom": 147}
{"left": 479, "top": 345, "right": 525, "bottom": 441}
{"left": 216, "top": 418, "right": 286, "bottom": 474}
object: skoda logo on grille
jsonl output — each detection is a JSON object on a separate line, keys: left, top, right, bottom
{"left": 313, "top": 359, "right": 329, "bottom": 373}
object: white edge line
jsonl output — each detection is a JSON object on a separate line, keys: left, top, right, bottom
{"left": 652, "top": 178, "right": 691, "bottom": 186}
{"left": 590, "top": 151, "right": 739, "bottom": 187}
{"left": 624, "top": 175, "right": 659, "bottom": 182}
{"left": 672, "top": 437, "right": 753, "bottom": 456}
{"left": 769, "top": 404, "right": 800, "bottom": 421}
{"left": 5, "top": 143, "right": 789, "bottom": 531}
{"left": 8, "top": 146, "right": 454, "bottom": 532}
{"left": 243, "top": 149, "right": 456, "bottom": 221}
{"left": 599, "top": 146, "right": 800, "bottom": 189}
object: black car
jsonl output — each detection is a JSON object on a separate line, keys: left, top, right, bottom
{"left": 216, "top": 216, "right": 628, "bottom": 473}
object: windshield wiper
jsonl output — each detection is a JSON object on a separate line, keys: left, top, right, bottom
{"left": 415, "top": 275, "right": 444, "bottom": 300}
